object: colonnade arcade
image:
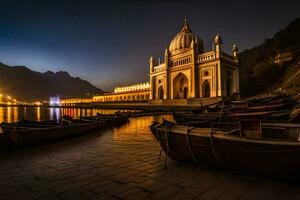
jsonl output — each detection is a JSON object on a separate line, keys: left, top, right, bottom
{"left": 93, "top": 91, "right": 150, "bottom": 103}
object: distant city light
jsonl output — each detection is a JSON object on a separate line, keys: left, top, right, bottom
{"left": 50, "top": 96, "right": 60, "bottom": 106}
{"left": 34, "top": 101, "right": 42, "bottom": 106}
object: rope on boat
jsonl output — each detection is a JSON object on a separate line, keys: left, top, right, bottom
{"left": 209, "top": 125, "right": 224, "bottom": 168}
{"left": 219, "top": 101, "right": 224, "bottom": 122}
{"left": 160, "top": 119, "right": 176, "bottom": 169}
{"left": 152, "top": 122, "right": 163, "bottom": 159}
{"left": 154, "top": 120, "right": 167, "bottom": 167}
{"left": 154, "top": 119, "right": 176, "bottom": 170}
{"left": 185, "top": 125, "right": 199, "bottom": 166}
{"left": 164, "top": 125, "right": 168, "bottom": 169}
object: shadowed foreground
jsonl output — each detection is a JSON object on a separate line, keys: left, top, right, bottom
{"left": 0, "top": 116, "right": 300, "bottom": 200}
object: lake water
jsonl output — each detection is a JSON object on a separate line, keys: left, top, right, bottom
{"left": 0, "top": 106, "right": 130, "bottom": 123}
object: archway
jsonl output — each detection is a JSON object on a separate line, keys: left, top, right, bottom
{"left": 173, "top": 73, "right": 188, "bottom": 99}
{"left": 158, "top": 86, "right": 164, "bottom": 100}
{"left": 202, "top": 80, "right": 210, "bottom": 97}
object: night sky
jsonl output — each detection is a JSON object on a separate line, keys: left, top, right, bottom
{"left": 0, "top": 0, "right": 299, "bottom": 91}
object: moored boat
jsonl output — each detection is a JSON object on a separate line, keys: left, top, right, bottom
{"left": 150, "top": 114, "right": 300, "bottom": 181}
{"left": 0, "top": 117, "right": 106, "bottom": 148}
{"left": 81, "top": 112, "right": 129, "bottom": 126}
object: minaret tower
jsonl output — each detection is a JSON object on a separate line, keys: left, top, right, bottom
{"left": 149, "top": 56, "right": 154, "bottom": 100}
{"left": 232, "top": 43, "right": 238, "bottom": 62}
{"left": 214, "top": 33, "right": 223, "bottom": 59}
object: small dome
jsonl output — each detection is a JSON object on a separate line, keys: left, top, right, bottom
{"left": 169, "top": 18, "right": 204, "bottom": 54}
{"left": 214, "top": 33, "right": 223, "bottom": 45}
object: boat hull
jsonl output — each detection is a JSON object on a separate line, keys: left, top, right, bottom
{"left": 214, "top": 137, "right": 300, "bottom": 180}
{"left": 0, "top": 120, "right": 105, "bottom": 147}
{"left": 82, "top": 114, "right": 129, "bottom": 126}
{"left": 150, "top": 122, "right": 300, "bottom": 181}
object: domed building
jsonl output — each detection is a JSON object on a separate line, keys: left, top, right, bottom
{"left": 149, "top": 18, "right": 239, "bottom": 101}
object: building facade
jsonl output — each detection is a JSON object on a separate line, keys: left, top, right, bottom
{"left": 93, "top": 82, "right": 150, "bottom": 102}
{"left": 149, "top": 19, "right": 239, "bottom": 100}
{"left": 61, "top": 19, "right": 240, "bottom": 105}
{"left": 273, "top": 47, "right": 294, "bottom": 64}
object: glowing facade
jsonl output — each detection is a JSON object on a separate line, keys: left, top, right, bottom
{"left": 93, "top": 82, "right": 150, "bottom": 102}
{"left": 114, "top": 82, "right": 150, "bottom": 93}
{"left": 64, "top": 19, "right": 240, "bottom": 105}
{"left": 149, "top": 19, "right": 239, "bottom": 100}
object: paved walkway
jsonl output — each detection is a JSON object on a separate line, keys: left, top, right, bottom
{"left": 0, "top": 116, "right": 300, "bottom": 200}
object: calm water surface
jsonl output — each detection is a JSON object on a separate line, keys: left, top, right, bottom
{"left": 0, "top": 106, "right": 132, "bottom": 123}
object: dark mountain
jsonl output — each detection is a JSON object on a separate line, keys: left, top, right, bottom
{"left": 239, "top": 17, "right": 300, "bottom": 97}
{"left": 0, "top": 63, "right": 103, "bottom": 101}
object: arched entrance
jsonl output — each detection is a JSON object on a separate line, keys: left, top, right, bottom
{"left": 158, "top": 86, "right": 164, "bottom": 99}
{"left": 173, "top": 73, "right": 188, "bottom": 99}
{"left": 202, "top": 80, "right": 210, "bottom": 97}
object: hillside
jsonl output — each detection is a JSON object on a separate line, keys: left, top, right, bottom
{"left": 0, "top": 63, "right": 103, "bottom": 101}
{"left": 238, "top": 17, "right": 300, "bottom": 97}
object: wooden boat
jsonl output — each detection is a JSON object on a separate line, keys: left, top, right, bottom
{"left": 150, "top": 112, "right": 300, "bottom": 181}
{"left": 0, "top": 117, "right": 106, "bottom": 147}
{"left": 244, "top": 102, "right": 295, "bottom": 112}
{"left": 172, "top": 110, "right": 236, "bottom": 128}
{"left": 173, "top": 98, "right": 297, "bottom": 126}
{"left": 121, "top": 110, "right": 170, "bottom": 118}
{"left": 81, "top": 112, "right": 129, "bottom": 126}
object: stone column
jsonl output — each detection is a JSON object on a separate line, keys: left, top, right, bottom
{"left": 217, "top": 63, "right": 222, "bottom": 96}
{"left": 164, "top": 48, "right": 169, "bottom": 99}
{"left": 190, "top": 39, "right": 196, "bottom": 98}
{"left": 149, "top": 56, "right": 154, "bottom": 100}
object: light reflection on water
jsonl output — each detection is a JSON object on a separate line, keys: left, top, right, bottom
{"left": 0, "top": 106, "right": 130, "bottom": 123}
{"left": 112, "top": 115, "right": 174, "bottom": 140}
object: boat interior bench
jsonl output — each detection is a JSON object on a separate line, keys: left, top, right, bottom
{"left": 262, "top": 122, "right": 300, "bottom": 140}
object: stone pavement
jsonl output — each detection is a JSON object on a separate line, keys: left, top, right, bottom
{"left": 0, "top": 116, "right": 300, "bottom": 200}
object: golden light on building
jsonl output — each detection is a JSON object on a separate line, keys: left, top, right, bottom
{"left": 60, "top": 19, "right": 240, "bottom": 106}
{"left": 149, "top": 19, "right": 239, "bottom": 101}
{"left": 92, "top": 82, "right": 150, "bottom": 103}
{"left": 114, "top": 82, "right": 150, "bottom": 93}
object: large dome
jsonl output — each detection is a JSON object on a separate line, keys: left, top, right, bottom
{"left": 169, "top": 19, "right": 204, "bottom": 54}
